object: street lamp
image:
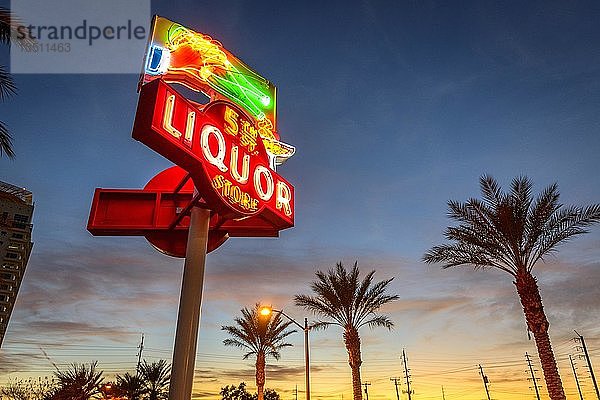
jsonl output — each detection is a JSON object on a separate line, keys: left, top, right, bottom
{"left": 260, "top": 306, "right": 311, "bottom": 400}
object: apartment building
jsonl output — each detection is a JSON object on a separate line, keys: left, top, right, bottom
{"left": 0, "top": 181, "right": 34, "bottom": 347}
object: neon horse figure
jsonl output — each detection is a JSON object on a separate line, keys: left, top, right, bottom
{"left": 145, "top": 23, "right": 295, "bottom": 167}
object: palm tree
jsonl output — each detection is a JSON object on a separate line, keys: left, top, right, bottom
{"left": 222, "top": 303, "right": 296, "bottom": 400}
{"left": 139, "top": 360, "right": 171, "bottom": 400}
{"left": 423, "top": 175, "right": 600, "bottom": 400}
{"left": 0, "top": 6, "right": 19, "bottom": 159}
{"left": 115, "top": 372, "right": 145, "bottom": 400}
{"left": 294, "top": 262, "right": 399, "bottom": 400}
{"left": 51, "top": 362, "right": 104, "bottom": 400}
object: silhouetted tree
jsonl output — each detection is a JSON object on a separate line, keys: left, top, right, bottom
{"left": 139, "top": 360, "right": 171, "bottom": 400}
{"left": 260, "top": 388, "right": 280, "bottom": 400}
{"left": 0, "top": 380, "right": 31, "bottom": 400}
{"left": 220, "top": 382, "right": 254, "bottom": 400}
{"left": 220, "top": 382, "right": 280, "bottom": 400}
{"left": 115, "top": 372, "right": 145, "bottom": 400}
{"left": 423, "top": 175, "right": 600, "bottom": 400}
{"left": 51, "top": 362, "right": 103, "bottom": 400}
{"left": 295, "top": 262, "right": 399, "bottom": 400}
{"left": 0, "top": 6, "right": 20, "bottom": 158}
{"left": 0, "top": 378, "right": 55, "bottom": 400}
{"left": 222, "top": 304, "right": 296, "bottom": 400}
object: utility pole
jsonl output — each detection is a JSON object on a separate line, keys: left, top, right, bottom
{"left": 304, "top": 317, "right": 311, "bottom": 400}
{"left": 402, "top": 349, "right": 413, "bottom": 400}
{"left": 479, "top": 364, "right": 491, "bottom": 400}
{"left": 575, "top": 330, "right": 600, "bottom": 400}
{"left": 570, "top": 355, "right": 585, "bottom": 400}
{"left": 525, "top": 352, "right": 542, "bottom": 400}
{"left": 136, "top": 333, "right": 144, "bottom": 375}
{"left": 363, "top": 382, "right": 371, "bottom": 400}
{"left": 390, "top": 377, "right": 401, "bottom": 400}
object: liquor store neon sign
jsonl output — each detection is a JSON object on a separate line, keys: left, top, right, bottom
{"left": 133, "top": 79, "right": 294, "bottom": 224}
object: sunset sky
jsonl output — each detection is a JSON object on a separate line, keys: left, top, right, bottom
{"left": 2, "top": 1, "right": 600, "bottom": 400}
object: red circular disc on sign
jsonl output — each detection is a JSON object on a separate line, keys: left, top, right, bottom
{"left": 143, "top": 166, "right": 228, "bottom": 257}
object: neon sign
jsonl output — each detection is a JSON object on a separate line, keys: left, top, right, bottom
{"left": 133, "top": 79, "right": 294, "bottom": 224}
{"left": 90, "top": 16, "right": 294, "bottom": 257}
{"left": 140, "top": 16, "right": 294, "bottom": 167}
{"left": 89, "top": 17, "right": 296, "bottom": 400}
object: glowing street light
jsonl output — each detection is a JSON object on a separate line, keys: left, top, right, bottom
{"left": 260, "top": 306, "right": 272, "bottom": 316}
{"left": 260, "top": 306, "right": 311, "bottom": 400}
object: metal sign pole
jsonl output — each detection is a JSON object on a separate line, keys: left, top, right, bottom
{"left": 169, "top": 198, "right": 211, "bottom": 400}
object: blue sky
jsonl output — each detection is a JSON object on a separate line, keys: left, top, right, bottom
{"left": 1, "top": 1, "right": 600, "bottom": 399}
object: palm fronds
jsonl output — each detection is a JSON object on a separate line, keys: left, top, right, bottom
{"left": 0, "top": 121, "right": 15, "bottom": 158}
{"left": 222, "top": 303, "right": 296, "bottom": 360}
{"left": 294, "top": 262, "right": 398, "bottom": 330}
{"left": 424, "top": 175, "right": 600, "bottom": 274}
{"left": 139, "top": 360, "right": 171, "bottom": 400}
{"left": 53, "top": 361, "right": 104, "bottom": 400}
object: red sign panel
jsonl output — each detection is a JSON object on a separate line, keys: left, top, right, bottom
{"left": 132, "top": 79, "right": 294, "bottom": 228}
{"left": 88, "top": 166, "right": 292, "bottom": 256}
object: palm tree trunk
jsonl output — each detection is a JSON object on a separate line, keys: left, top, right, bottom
{"left": 256, "top": 351, "right": 266, "bottom": 400}
{"left": 344, "top": 326, "right": 363, "bottom": 400}
{"left": 515, "top": 270, "right": 566, "bottom": 400}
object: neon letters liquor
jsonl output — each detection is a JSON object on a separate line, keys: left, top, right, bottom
{"left": 133, "top": 79, "right": 294, "bottom": 226}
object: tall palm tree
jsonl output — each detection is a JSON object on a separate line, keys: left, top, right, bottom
{"left": 423, "top": 175, "right": 600, "bottom": 400}
{"left": 0, "top": 6, "right": 19, "bottom": 159}
{"left": 222, "top": 303, "right": 296, "bottom": 400}
{"left": 294, "top": 262, "right": 399, "bottom": 400}
{"left": 115, "top": 372, "right": 145, "bottom": 400}
{"left": 139, "top": 360, "right": 171, "bottom": 400}
{"left": 51, "top": 362, "right": 104, "bottom": 400}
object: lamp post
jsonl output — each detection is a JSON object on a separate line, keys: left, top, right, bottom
{"left": 260, "top": 307, "right": 311, "bottom": 400}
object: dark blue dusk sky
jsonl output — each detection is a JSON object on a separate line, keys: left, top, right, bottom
{"left": 1, "top": 1, "right": 600, "bottom": 399}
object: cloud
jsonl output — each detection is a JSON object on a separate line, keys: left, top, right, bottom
{"left": 0, "top": 352, "right": 48, "bottom": 374}
{"left": 14, "top": 321, "right": 135, "bottom": 342}
{"left": 190, "top": 364, "right": 336, "bottom": 400}
{"left": 384, "top": 296, "right": 473, "bottom": 314}
{"left": 535, "top": 260, "right": 600, "bottom": 330}
{"left": 11, "top": 238, "right": 181, "bottom": 337}
{"left": 204, "top": 252, "right": 311, "bottom": 306}
{"left": 3, "top": 230, "right": 598, "bottom": 398}
{"left": 194, "top": 364, "right": 330, "bottom": 384}
{"left": 192, "top": 390, "right": 216, "bottom": 399}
